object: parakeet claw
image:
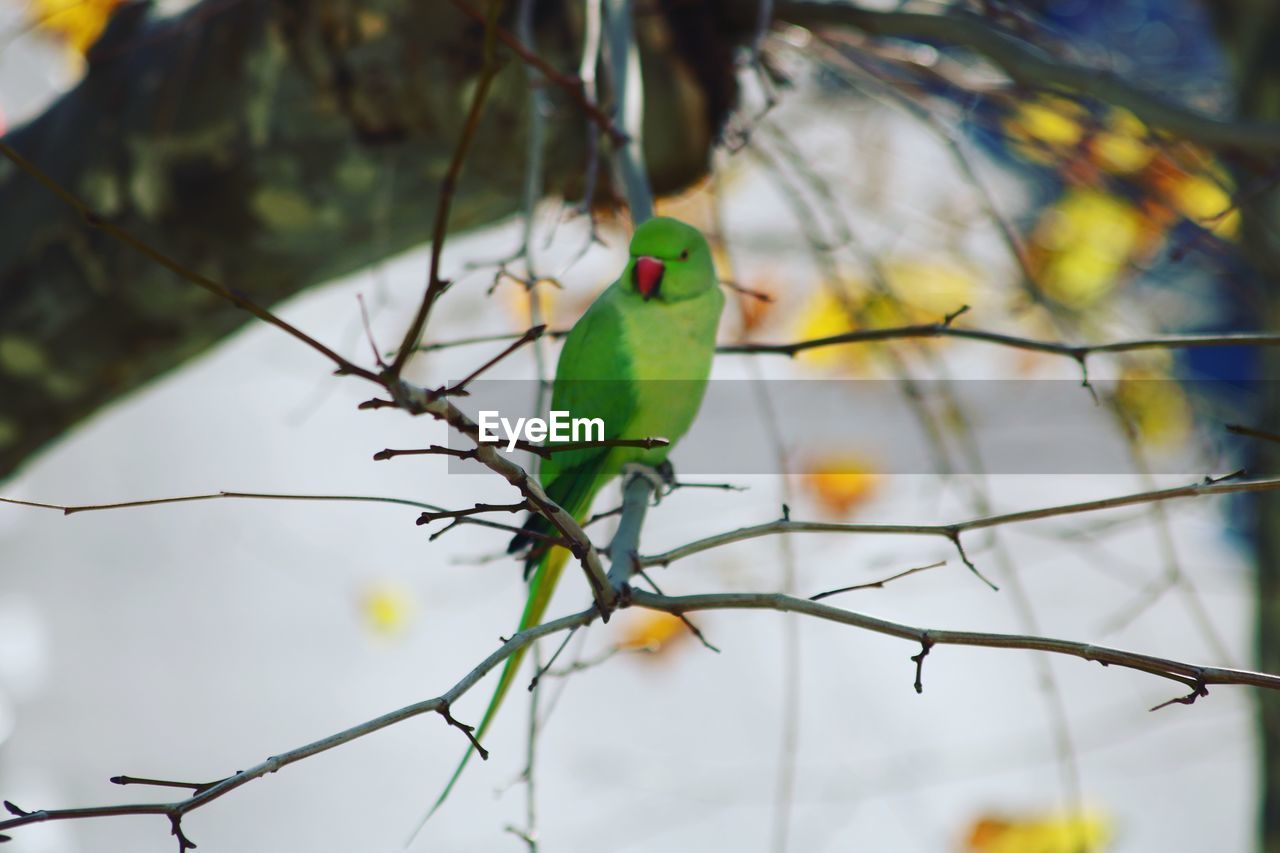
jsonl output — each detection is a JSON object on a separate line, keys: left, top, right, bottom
{"left": 622, "top": 462, "right": 672, "bottom": 504}
{"left": 656, "top": 459, "right": 676, "bottom": 491}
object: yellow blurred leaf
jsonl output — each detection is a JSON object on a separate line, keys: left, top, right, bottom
{"left": 1113, "top": 366, "right": 1192, "bottom": 448}
{"left": 27, "top": 0, "right": 124, "bottom": 55}
{"left": 1169, "top": 171, "right": 1239, "bottom": 239}
{"left": 1030, "top": 188, "right": 1143, "bottom": 308}
{"left": 802, "top": 454, "right": 882, "bottom": 516}
{"left": 883, "top": 260, "right": 976, "bottom": 319}
{"left": 619, "top": 611, "right": 687, "bottom": 655}
{"left": 792, "top": 288, "right": 863, "bottom": 370}
{"left": 790, "top": 263, "right": 974, "bottom": 371}
{"left": 1092, "top": 108, "right": 1154, "bottom": 175}
{"left": 1004, "top": 95, "right": 1087, "bottom": 165}
{"left": 966, "top": 810, "right": 1112, "bottom": 853}
{"left": 359, "top": 580, "right": 415, "bottom": 637}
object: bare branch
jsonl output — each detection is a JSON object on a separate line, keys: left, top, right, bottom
{"left": 808, "top": 560, "right": 947, "bottom": 601}
{"left": 5, "top": 579, "right": 1278, "bottom": 849}
{"left": 629, "top": 590, "right": 1280, "bottom": 694}
{"left": 0, "top": 490, "right": 559, "bottom": 546}
{"left": 641, "top": 474, "right": 1280, "bottom": 569}
{"left": 720, "top": 322, "right": 1280, "bottom": 364}
{"left": 0, "top": 606, "right": 600, "bottom": 846}
{"left": 0, "top": 141, "right": 380, "bottom": 384}
{"left": 388, "top": 0, "right": 505, "bottom": 374}
{"left": 450, "top": 0, "right": 628, "bottom": 145}
{"left": 373, "top": 446, "right": 478, "bottom": 462}
{"left": 1228, "top": 423, "right": 1280, "bottom": 445}
{"left": 416, "top": 502, "right": 530, "bottom": 526}
{"left": 437, "top": 325, "right": 547, "bottom": 397}
{"left": 0, "top": 490, "right": 451, "bottom": 517}
{"left": 375, "top": 436, "right": 669, "bottom": 463}
{"left": 385, "top": 380, "right": 617, "bottom": 613}
{"left": 416, "top": 328, "right": 570, "bottom": 353}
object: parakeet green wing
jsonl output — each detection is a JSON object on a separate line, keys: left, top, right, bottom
{"left": 509, "top": 292, "right": 640, "bottom": 569}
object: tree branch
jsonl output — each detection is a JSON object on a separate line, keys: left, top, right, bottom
{"left": 450, "top": 0, "right": 628, "bottom": 144}
{"left": 7, "top": 579, "right": 1275, "bottom": 848}
{"left": 641, "top": 474, "right": 1280, "bottom": 569}
{"left": 629, "top": 590, "right": 1280, "bottom": 695}
{"left": 0, "top": 606, "right": 601, "bottom": 847}
{"left": 389, "top": 0, "right": 505, "bottom": 374}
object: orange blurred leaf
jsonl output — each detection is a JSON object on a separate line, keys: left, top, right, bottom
{"left": 802, "top": 454, "right": 882, "bottom": 516}
{"left": 965, "top": 810, "right": 1112, "bottom": 853}
{"left": 618, "top": 611, "right": 688, "bottom": 656}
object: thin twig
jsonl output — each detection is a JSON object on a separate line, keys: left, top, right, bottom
{"left": 809, "top": 560, "right": 946, "bottom": 601}
{"left": 417, "top": 501, "right": 530, "bottom": 525}
{"left": 0, "top": 490, "right": 560, "bottom": 545}
{"left": 389, "top": 0, "right": 506, "bottom": 373}
{"left": 437, "top": 325, "right": 546, "bottom": 397}
{"left": 0, "top": 141, "right": 379, "bottom": 384}
{"left": 450, "top": 0, "right": 627, "bottom": 144}
{"left": 1228, "top": 423, "right": 1280, "bottom": 445}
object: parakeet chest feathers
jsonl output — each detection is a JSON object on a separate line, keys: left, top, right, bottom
{"left": 618, "top": 286, "right": 724, "bottom": 382}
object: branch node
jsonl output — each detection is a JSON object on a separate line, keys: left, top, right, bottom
{"left": 1204, "top": 468, "right": 1247, "bottom": 486}
{"left": 911, "top": 634, "right": 933, "bottom": 694}
{"left": 527, "top": 627, "right": 580, "bottom": 692}
{"left": 1149, "top": 674, "right": 1209, "bottom": 712}
{"left": 438, "top": 702, "right": 489, "bottom": 760}
{"left": 1073, "top": 352, "right": 1098, "bottom": 401}
{"left": 941, "top": 304, "right": 970, "bottom": 326}
{"left": 636, "top": 569, "right": 720, "bottom": 652}
{"left": 168, "top": 814, "right": 197, "bottom": 852}
{"left": 947, "top": 530, "right": 999, "bottom": 591}
{"left": 357, "top": 397, "right": 397, "bottom": 410}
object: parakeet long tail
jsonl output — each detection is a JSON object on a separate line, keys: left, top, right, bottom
{"left": 413, "top": 478, "right": 595, "bottom": 836}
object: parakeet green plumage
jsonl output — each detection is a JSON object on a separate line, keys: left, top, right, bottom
{"left": 422, "top": 216, "right": 724, "bottom": 822}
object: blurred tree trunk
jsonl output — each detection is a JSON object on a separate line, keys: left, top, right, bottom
{"left": 1213, "top": 2, "right": 1280, "bottom": 850}
{"left": 0, "top": 0, "right": 741, "bottom": 480}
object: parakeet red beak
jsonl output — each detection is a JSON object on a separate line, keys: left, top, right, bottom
{"left": 633, "top": 256, "right": 664, "bottom": 301}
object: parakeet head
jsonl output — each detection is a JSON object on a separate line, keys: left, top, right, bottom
{"left": 626, "top": 217, "right": 717, "bottom": 303}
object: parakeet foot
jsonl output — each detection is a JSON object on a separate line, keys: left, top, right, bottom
{"left": 621, "top": 461, "right": 674, "bottom": 504}
{"left": 656, "top": 459, "right": 676, "bottom": 492}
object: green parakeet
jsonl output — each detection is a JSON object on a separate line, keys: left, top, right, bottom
{"left": 424, "top": 216, "right": 724, "bottom": 820}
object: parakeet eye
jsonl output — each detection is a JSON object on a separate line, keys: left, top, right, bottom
{"left": 680, "top": 249, "right": 689, "bottom": 261}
